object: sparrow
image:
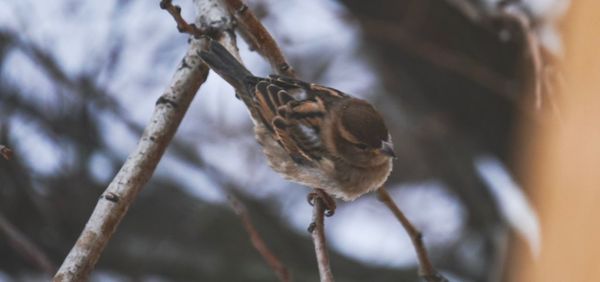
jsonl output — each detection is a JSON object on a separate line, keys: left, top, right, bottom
{"left": 200, "top": 40, "right": 395, "bottom": 202}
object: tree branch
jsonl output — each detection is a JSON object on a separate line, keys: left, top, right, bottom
{"left": 0, "top": 212, "right": 55, "bottom": 275}
{"left": 221, "top": 0, "right": 296, "bottom": 77}
{"left": 52, "top": 1, "right": 236, "bottom": 280}
{"left": 308, "top": 194, "right": 335, "bottom": 282}
{"left": 228, "top": 195, "right": 291, "bottom": 282}
{"left": 160, "top": 0, "right": 204, "bottom": 37}
{"left": 377, "top": 188, "right": 447, "bottom": 282}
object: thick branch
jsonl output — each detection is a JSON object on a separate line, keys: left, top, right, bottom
{"left": 377, "top": 188, "right": 447, "bottom": 282}
{"left": 53, "top": 42, "right": 208, "bottom": 281}
{"left": 52, "top": 1, "right": 235, "bottom": 280}
{"left": 222, "top": 0, "right": 296, "bottom": 77}
{"left": 229, "top": 195, "right": 291, "bottom": 282}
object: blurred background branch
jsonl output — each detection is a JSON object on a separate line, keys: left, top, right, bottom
{"left": 377, "top": 188, "right": 446, "bottom": 282}
{"left": 229, "top": 195, "right": 291, "bottom": 282}
{"left": 0, "top": 212, "right": 55, "bottom": 275}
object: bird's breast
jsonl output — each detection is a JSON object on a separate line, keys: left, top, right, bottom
{"left": 254, "top": 125, "right": 392, "bottom": 201}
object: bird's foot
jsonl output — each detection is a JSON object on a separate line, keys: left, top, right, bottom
{"left": 307, "top": 188, "right": 336, "bottom": 216}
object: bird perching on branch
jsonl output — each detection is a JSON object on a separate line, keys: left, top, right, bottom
{"left": 200, "top": 40, "right": 395, "bottom": 207}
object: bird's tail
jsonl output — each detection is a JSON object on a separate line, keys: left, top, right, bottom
{"left": 199, "top": 40, "right": 253, "bottom": 92}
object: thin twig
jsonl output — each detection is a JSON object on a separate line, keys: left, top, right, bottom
{"left": 0, "top": 144, "right": 13, "bottom": 160}
{"left": 0, "top": 213, "right": 55, "bottom": 275}
{"left": 377, "top": 188, "right": 447, "bottom": 282}
{"left": 52, "top": 1, "right": 235, "bottom": 280}
{"left": 222, "top": 0, "right": 296, "bottom": 77}
{"left": 308, "top": 189, "right": 334, "bottom": 282}
{"left": 160, "top": 0, "right": 204, "bottom": 37}
{"left": 228, "top": 195, "right": 291, "bottom": 282}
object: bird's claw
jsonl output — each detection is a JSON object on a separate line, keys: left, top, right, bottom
{"left": 307, "top": 189, "right": 336, "bottom": 216}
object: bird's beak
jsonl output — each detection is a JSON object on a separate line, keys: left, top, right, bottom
{"left": 380, "top": 141, "right": 396, "bottom": 158}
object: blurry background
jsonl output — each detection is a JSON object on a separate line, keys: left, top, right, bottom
{"left": 0, "top": 0, "right": 568, "bottom": 281}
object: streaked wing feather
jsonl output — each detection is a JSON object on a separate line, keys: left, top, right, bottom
{"left": 250, "top": 76, "right": 344, "bottom": 164}
{"left": 272, "top": 117, "right": 313, "bottom": 164}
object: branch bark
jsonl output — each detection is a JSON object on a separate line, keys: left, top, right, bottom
{"left": 377, "top": 188, "right": 447, "bottom": 282}
{"left": 52, "top": 1, "right": 236, "bottom": 280}
{"left": 309, "top": 194, "right": 335, "bottom": 282}
{"left": 222, "top": 0, "right": 295, "bottom": 77}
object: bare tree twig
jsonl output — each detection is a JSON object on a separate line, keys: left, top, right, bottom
{"left": 52, "top": 1, "right": 236, "bottom": 280}
{"left": 0, "top": 144, "right": 13, "bottom": 160}
{"left": 308, "top": 190, "right": 335, "bottom": 282}
{"left": 222, "top": 0, "right": 296, "bottom": 77}
{"left": 377, "top": 188, "right": 447, "bottom": 282}
{"left": 0, "top": 212, "right": 55, "bottom": 275}
{"left": 160, "top": 0, "right": 204, "bottom": 37}
{"left": 228, "top": 195, "right": 292, "bottom": 282}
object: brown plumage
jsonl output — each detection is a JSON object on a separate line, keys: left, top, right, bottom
{"left": 200, "top": 40, "right": 395, "bottom": 201}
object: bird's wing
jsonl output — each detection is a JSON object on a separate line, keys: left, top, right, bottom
{"left": 248, "top": 75, "right": 346, "bottom": 165}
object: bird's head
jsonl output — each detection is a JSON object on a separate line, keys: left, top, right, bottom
{"left": 327, "top": 99, "right": 395, "bottom": 167}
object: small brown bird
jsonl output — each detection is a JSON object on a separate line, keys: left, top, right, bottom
{"left": 200, "top": 40, "right": 395, "bottom": 203}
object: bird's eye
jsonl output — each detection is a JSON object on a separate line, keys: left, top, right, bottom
{"left": 354, "top": 143, "right": 368, "bottom": 150}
